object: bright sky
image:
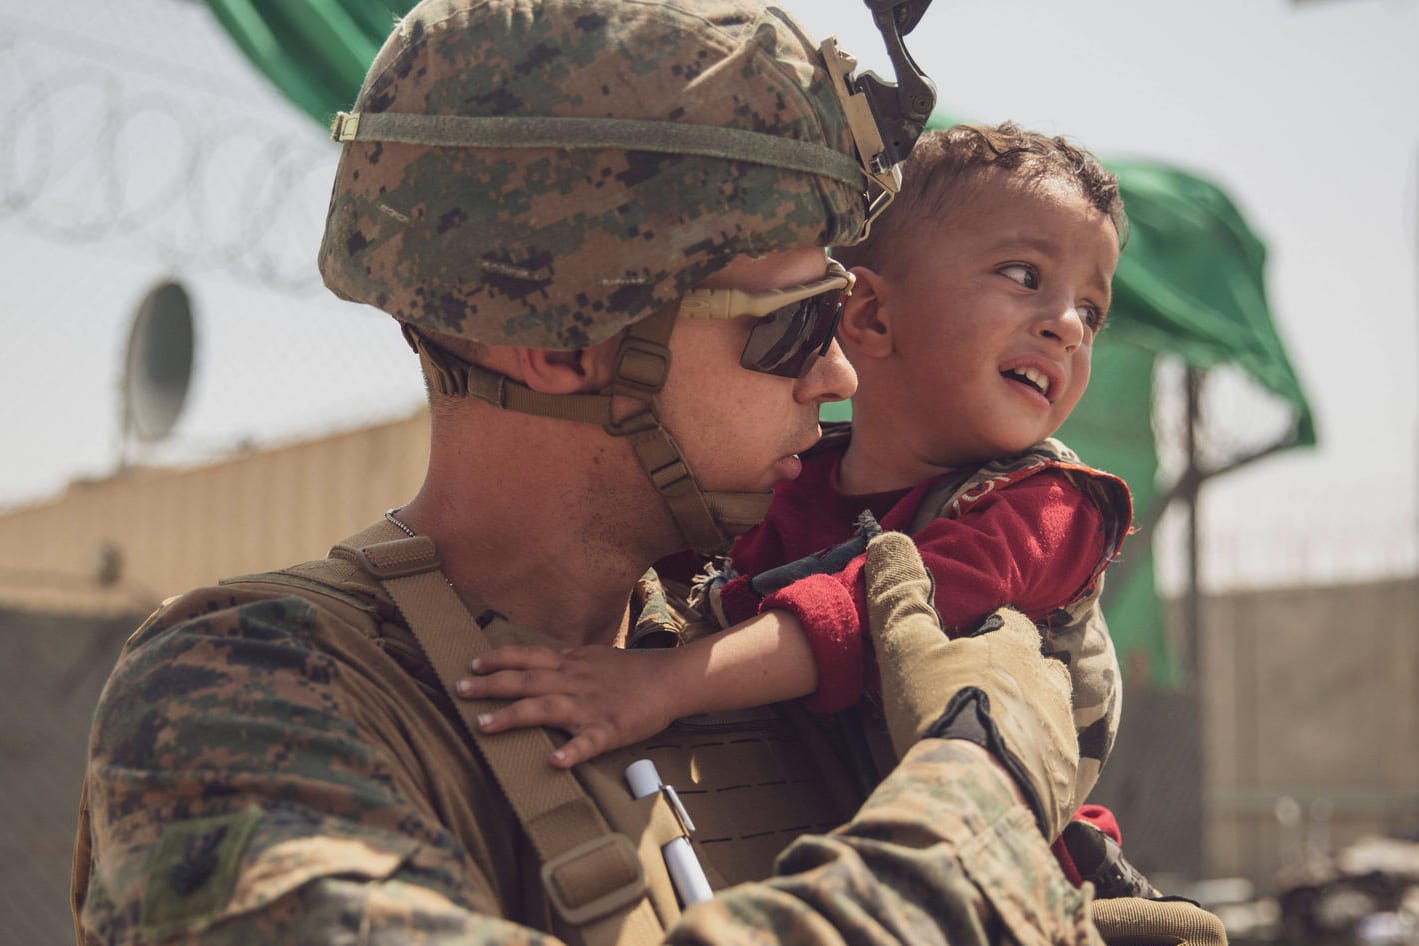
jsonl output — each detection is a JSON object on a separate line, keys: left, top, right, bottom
{"left": 2, "top": 0, "right": 1416, "bottom": 591}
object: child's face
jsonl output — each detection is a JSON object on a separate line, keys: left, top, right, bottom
{"left": 880, "top": 171, "right": 1119, "bottom": 468}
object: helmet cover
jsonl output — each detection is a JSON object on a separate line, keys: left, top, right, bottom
{"left": 318, "top": 0, "right": 869, "bottom": 349}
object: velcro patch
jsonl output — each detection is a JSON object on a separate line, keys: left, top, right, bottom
{"left": 141, "top": 807, "right": 261, "bottom": 939}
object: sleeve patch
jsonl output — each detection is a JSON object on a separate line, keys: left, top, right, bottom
{"left": 138, "top": 806, "right": 419, "bottom": 941}
{"left": 141, "top": 806, "right": 261, "bottom": 939}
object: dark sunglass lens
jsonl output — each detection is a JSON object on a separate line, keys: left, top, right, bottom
{"left": 806, "top": 292, "right": 845, "bottom": 357}
{"left": 740, "top": 289, "right": 843, "bottom": 379}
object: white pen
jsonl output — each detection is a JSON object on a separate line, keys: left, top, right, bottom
{"left": 624, "top": 759, "right": 713, "bottom": 907}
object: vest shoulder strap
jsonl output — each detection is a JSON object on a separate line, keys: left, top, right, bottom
{"left": 906, "top": 438, "right": 1131, "bottom": 545}
{"left": 331, "top": 521, "right": 667, "bottom": 946}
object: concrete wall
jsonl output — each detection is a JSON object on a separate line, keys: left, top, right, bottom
{"left": 0, "top": 411, "right": 428, "bottom": 617}
{"left": 1090, "top": 577, "right": 1419, "bottom": 890}
{"left": 0, "top": 607, "right": 139, "bottom": 946}
{"left": 1201, "top": 578, "right": 1419, "bottom": 885}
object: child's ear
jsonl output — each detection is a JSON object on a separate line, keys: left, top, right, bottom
{"left": 838, "top": 267, "right": 894, "bottom": 359}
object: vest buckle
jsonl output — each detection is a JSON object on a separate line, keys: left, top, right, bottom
{"left": 541, "top": 832, "right": 647, "bottom": 926}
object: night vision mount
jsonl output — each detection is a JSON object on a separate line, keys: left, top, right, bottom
{"left": 822, "top": 0, "right": 938, "bottom": 232}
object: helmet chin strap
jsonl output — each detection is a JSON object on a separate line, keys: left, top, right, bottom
{"left": 403, "top": 314, "right": 772, "bottom": 556}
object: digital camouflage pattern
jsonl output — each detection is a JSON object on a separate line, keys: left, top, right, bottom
{"left": 73, "top": 534, "right": 1102, "bottom": 945}
{"left": 904, "top": 435, "right": 1133, "bottom": 810}
{"left": 319, "top": 0, "right": 871, "bottom": 349}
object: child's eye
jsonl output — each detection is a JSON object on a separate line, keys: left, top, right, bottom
{"left": 999, "top": 263, "right": 1039, "bottom": 289}
{"left": 1080, "top": 304, "right": 1108, "bottom": 333}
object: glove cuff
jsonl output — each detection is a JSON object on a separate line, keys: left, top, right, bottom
{"left": 1060, "top": 820, "right": 1163, "bottom": 899}
{"left": 923, "top": 686, "right": 1051, "bottom": 839}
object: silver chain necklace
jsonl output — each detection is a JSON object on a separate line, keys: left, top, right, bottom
{"left": 384, "top": 506, "right": 417, "bottom": 537}
{"left": 381, "top": 506, "right": 461, "bottom": 592}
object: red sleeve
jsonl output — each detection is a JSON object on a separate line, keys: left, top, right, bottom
{"left": 757, "top": 573, "right": 864, "bottom": 714}
{"left": 910, "top": 469, "right": 1108, "bottom": 636}
{"left": 761, "top": 469, "right": 1108, "bottom": 713}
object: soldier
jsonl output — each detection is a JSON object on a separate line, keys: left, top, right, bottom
{"left": 72, "top": 0, "right": 1103, "bottom": 943}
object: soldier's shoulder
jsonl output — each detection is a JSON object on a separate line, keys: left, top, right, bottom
{"left": 132, "top": 552, "right": 390, "bottom": 648}
{"left": 124, "top": 565, "right": 381, "bottom": 666}
{"left": 134, "top": 580, "right": 288, "bottom": 635}
{"left": 112, "top": 589, "right": 322, "bottom": 689}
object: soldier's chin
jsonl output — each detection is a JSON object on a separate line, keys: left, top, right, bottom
{"left": 771, "top": 454, "right": 803, "bottom": 483}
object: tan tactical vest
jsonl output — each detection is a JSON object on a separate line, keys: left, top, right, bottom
{"left": 216, "top": 520, "right": 883, "bottom": 946}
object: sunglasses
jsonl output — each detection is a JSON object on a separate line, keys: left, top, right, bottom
{"left": 676, "top": 260, "right": 855, "bottom": 379}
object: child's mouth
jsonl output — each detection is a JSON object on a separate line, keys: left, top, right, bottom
{"left": 1002, "top": 367, "right": 1051, "bottom": 399}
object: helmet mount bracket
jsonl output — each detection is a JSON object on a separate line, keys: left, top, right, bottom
{"left": 847, "top": 0, "right": 938, "bottom": 173}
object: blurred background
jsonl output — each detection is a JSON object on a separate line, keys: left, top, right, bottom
{"left": 1, "top": 0, "right": 1416, "bottom": 943}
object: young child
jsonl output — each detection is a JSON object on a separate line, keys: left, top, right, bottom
{"left": 457, "top": 122, "right": 1131, "bottom": 814}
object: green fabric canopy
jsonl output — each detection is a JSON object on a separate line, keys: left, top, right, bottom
{"left": 204, "top": 0, "right": 404, "bottom": 125}
{"left": 1106, "top": 160, "right": 1314, "bottom": 447}
{"left": 202, "top": 0, "right": 1316, "bottom": 686}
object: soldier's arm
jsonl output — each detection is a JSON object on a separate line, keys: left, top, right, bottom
{"left": 74, "top": 593, "right": 524, "bottom": 944}
{"left": 671, "top": 739, "right": 1095, "bottom": 946}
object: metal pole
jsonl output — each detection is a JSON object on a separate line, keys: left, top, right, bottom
{"left": 1184, "top": 365, "right": 1203, "bottom": 686}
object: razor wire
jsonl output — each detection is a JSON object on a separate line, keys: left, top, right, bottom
{"left": 0, "top": 13, "right": 334, "bottom": 296}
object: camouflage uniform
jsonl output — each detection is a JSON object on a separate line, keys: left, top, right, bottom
{"left": 72, "top": 544, "right": 1098, "bottom": 944}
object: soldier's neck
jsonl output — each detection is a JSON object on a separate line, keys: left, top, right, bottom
{"left": 398, "top": 498, "right": 638, "bottom": 646}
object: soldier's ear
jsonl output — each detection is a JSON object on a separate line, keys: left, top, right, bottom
{"left": 518, "top": 332, "right": 621, "bottom": 393}
{"left": 838, "top": 267, "right": 894, "bottom": 359}
{"left": 517, "top": 347, "right": 591, "bottom": 393}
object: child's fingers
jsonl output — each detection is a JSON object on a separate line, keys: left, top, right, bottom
{"left": 468, "top": 696, "right": 616, "bottom": 768}
{"left": 469, "top": 644, "right": 564, "bottom": 674}
{"left": 549, "top": 728, "right": 612, "bottom": 768}
{"left": 456, "top": 667, "right": 570, "bottom": 700}
{"left": 475, "top": 694, "right": 580, "bottom": 733}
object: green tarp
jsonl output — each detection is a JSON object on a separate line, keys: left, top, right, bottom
{"left": 204, "top": 0, "right": 404, "bottom": 125}
{"left": 202, "top": 0, "right": 1316, "bottom": 686}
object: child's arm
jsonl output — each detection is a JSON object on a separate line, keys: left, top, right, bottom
{"left": 455, "top": 610, "right": 818, "bottom": 767}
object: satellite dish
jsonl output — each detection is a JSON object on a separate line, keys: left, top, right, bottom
{"left": 122, "top": 279, "right": 195, "bottom": 447}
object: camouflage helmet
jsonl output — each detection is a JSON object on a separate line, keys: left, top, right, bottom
{"left": 318, "top": 0, "right": 874, "bottom": 349}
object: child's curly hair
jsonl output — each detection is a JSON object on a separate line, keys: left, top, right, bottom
{"left": 834, "top": 122, "right": 1127, "bottom": 274}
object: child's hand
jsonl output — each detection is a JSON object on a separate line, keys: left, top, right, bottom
{"left": 454, "top": 644, "right": 681, "bottom": 768}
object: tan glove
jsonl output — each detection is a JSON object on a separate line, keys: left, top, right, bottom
{"left": 1063, "top": 819, "right": 1230, "bottom": 944}
{"left": 1091, "top": 897, "right": 1229, "bottom": 945}
{"left": 865, "top": 531, "right": 1079, "bottom": 840}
